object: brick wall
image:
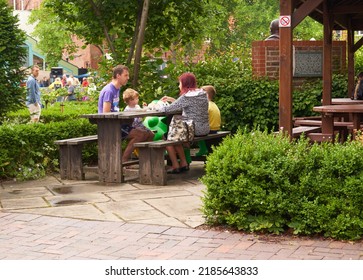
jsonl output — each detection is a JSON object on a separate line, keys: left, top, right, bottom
{"left": 8, "top": 0, "right": 41, "bottom": 10}
{"left": 252, "top": 40, "right": 346, "bottom": 81}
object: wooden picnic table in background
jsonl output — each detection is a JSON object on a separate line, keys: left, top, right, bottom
{"left": 313, "top": 104, "right": 363, "bottom": 136}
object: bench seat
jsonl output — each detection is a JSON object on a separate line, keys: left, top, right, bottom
{"left": 54, "top": 135, "right": 98, "bottom": 146}
{"left": 134, "top": 131, "right": 231, "bottom": 185}
{"left": 293, "top": 119, "right": 353, "bottom": 127}
{"left": 55, "top": 135, "right": 140, "bottom": 180}
{"left": 292, "top": 126, "right": 321, "bottom": 138}
{"left": 55, "top": 135, "right": 98, "bottom": 180}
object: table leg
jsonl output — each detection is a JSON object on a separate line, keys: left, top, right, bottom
{"left": 97, "top": 119, "right": 123, "bottom": 183}
{"left": 352, "top": 114, "right": 360, "bottom": 131}
{"left": 321, "top": 113, "right": 334, "bottom": 135}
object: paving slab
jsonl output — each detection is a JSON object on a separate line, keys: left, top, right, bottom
{"left": 1, "top": 176, "right": 61, "bottom": 189}
{"left": 11, "top": 204, "right": 121, "bottom": 221}
{"left": 146, "top": 194, "right": 204, "bottom": 227}
{"left": 1, "top": 197, "right": 49, "bottom": 209}
{"left": 0, "top": 186, "right": 53, "bottom": 199}
{"left": 105, "top": 188, "right": 193, "bottom": 201}
{"left": 47, "top": 182, "right": 136, "bottom": 195}
{"left": 45, "top": 193, "right": 111, "bottom": 206}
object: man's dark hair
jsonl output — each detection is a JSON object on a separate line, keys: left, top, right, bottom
{"left": 113, "top": 65, "right": 129, "bottom": 79}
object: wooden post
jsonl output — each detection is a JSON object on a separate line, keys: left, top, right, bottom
{"left": 279, "top": 0, "right": 293, "bottom": 137}
{"left": 321, "top": 0, "right": 334, "bottom": 135}
{"left": 322, "top": 0, "right": 333, "bottom": 106}
{"left": 347, "top": 28, "right": 355, "bottom": 98}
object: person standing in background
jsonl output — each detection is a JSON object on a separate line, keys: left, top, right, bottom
{"left": 40, "top": 76, "right": 49, "bottom": 87}
{"left": 82, "top": 77, "right": 89, "bottom": 87}
{"left": 26, "top": 65, "right": 42, "bottom": 123}
{"left": 61, "top": 74, "right": 67, "bottom": 87}
{"left": 265, "top": 19, "right": 280, "bottom": 41}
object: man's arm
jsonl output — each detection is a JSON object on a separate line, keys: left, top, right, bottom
{"left": 103, "top": 102, "right": 111, "bottom": 113}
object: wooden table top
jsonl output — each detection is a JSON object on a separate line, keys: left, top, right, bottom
{"left": 81, "top": 109, "right": 180, "bottom": 119}
{"left": 313, "top": 104, "right": 363, "bottom": 113}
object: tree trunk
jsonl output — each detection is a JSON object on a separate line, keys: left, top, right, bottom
{"left": 88, "top": 0, "right": 117, "bottom": 59}
{"left": 132, "top": 0, "right": 150, "bottom": 88}
{"left": 127, "top": 0, "right": 143, "bottom": 65}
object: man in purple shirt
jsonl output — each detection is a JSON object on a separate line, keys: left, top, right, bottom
{"left": 98, "top": 65, "right": 154, "bottom": 162}
{"left": 98, "top": 65, "right": 129, "bottom": 113}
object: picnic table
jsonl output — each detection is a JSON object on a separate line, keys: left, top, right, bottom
{"left": 313, "top": 104, "right": 363, "bottom": 136}
{"left": 81, "top": 110, "right": 178, "bottom": 183}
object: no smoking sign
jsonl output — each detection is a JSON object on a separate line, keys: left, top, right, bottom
{"left": 279, "top": 15, "right": 291, "bottom": 27}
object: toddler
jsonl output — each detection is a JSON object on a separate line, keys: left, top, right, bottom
{"left": 122, "top": 88, "right": 154, "bottom": 161}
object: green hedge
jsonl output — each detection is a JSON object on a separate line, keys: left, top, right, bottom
{"left": 198, "top": 74, "right": 348, "bottom": 133}
{"left": 3, "top": 101, "right": 97, "bottom": 124}
{"left": 0, "top": 119, "right": 97, "bottom": 180}
{"left": 201, "top": 130, "right": 363, "bottom": 240}
{"left": 141, "top": 52, "right": 348, "bottom": 133}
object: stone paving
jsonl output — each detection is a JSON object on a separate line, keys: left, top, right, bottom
{"left": 0, "top": 162, "right": 362, "bottom": 260}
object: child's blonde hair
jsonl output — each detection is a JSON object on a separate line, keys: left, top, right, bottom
{"left": 202, "top": 85, "right": 216, "bottom": 100}
{"left": 123, "top": 88, "right": 139, "bottom": 104}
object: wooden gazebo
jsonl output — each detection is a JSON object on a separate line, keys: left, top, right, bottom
{"left": 279, "top": 0, "right": 363, "bottom": 136}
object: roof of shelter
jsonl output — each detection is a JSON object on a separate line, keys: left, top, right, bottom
{"left": 295, "top": 0, "right": 363, "bottom": 30}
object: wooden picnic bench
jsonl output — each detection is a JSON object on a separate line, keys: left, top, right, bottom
{"left": 55, "top": 135, "right": 98, "bottom": 180}
{"left": 55, "top": 135, "right": 138, "bottom": 180}
{"left": 134, "top": 131, "right": 231, "bottom": 186}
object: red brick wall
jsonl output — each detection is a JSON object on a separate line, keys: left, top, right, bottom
{"left": 8, "top": 0, "right": 41, "bottom": 10}
{"left": 252, "top": 40, "right": 346, "bottom": 80}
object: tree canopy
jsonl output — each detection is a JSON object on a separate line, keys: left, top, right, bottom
{"left": 28, "top": 0, "right": 323, "bottom": 85}
{"left": 0, "top": 0, "right": 27, "bottom": 119}
{"left": 30, "top": 0, "right": 207, "bottom": 63}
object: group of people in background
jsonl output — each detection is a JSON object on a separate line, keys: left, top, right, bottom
{"left": 25, "top": 65, "right": 94, "bottom": 122}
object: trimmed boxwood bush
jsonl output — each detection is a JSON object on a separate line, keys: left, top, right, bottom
{"left": 0, "top": 118, "right": 97, "bottom": 180}
{"left": 201, "top": 130, "right": 363, "bottom": 240}
{"left": 2, "top": 101, "right": 97, "bottom": 124}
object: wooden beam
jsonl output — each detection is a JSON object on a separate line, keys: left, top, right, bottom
{"left": 292, "top": 0, "right": 323, "bottom": 28}
{"left": 348, "top": 28, "right": 355, "bottom": 98}
{"left": 350, "top": 21, "right": 363, "bottom": 31}
{"left": 353, "top": 36, "right": 363, "bottom": 53}
{"left": 332, "top": 15, "right": 349, "bottom": 30}
{"left": 331, "top": 5, "right": 363, "bottom": 14}
{"left": 279, "top": 0, "right": 293, "bottom": 137}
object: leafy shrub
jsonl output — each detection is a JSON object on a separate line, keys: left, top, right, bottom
{"left": 137, "top": 51, "right": 347, "bottom": 133}
{"left": 201, "top": 130, "right": 363, "bottom": 240}
{"left": 3, "top": 101, "right": 97, "bottom": 124}
{"left": 0, "top": 118, "right": 97, "bottom": 180}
